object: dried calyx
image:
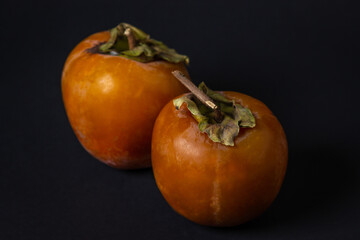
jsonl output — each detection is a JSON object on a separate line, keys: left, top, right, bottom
{"left": 98, "top": 23, "right": 189, "bottom": 64}
{"left": 172, "top": 71, "right": 256, "bottom": 146}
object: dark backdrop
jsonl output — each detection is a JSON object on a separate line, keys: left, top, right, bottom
{"left": 1, "top": 0, "right": 360, "bottom": 239}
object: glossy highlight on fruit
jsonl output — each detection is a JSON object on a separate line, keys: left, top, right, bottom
{"left": 152, "top": 91, "right": 288, "bottom": 226}
{"left": 62, "top": 27, "right": 189, "bottom": 169}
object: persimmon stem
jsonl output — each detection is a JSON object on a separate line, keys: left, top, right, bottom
{"left": 124, "top": 28, "right": 136, "bottom": 50}
{"left": 172, "top": 71, "right": 223, "bottom": 122}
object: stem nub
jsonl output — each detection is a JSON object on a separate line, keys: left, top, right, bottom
{"left": 124, "top": 28, "right": 136, "bottom": 50}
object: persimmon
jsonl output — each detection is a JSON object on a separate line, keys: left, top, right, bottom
{"left": 62, "top": 23, "right": 189, "bottom": 169}
{"left": 152, "top": 71, "right": 288, "bottom": 226}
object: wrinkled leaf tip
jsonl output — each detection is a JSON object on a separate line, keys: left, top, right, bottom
{"left": 185, "top": 57, "right": 190, "bottom": 65}
{"left": 224, "top": 142, "right": 234, "bottom": 147}
{"left": 173, "top": 97, "right": 184, "bottom": 110}
{"left": 198, "top": 81, "right": 206, "bottom": 88}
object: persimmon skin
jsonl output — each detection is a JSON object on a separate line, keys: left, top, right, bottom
{"left": 62, "top": 31, "right": 188, "bottom": 169}
{"left": 152, "top": 92, "right": 288, "bottom": 226}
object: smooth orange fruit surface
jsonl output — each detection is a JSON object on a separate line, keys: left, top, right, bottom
{"left": 152, "top": 91, "right": 288, "bottom": 226}
{"left": 62, "top": 31, "right": 188, "bottom": 169}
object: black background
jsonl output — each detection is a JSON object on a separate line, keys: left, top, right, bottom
{"left": 1, "top": 0, "right": 360, "bottom": 239}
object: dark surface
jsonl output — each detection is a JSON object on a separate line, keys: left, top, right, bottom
{"left": 1, "top": 0, "right": 360, "bottom": 239}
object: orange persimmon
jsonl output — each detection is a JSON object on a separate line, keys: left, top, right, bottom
{"left": 152, "top": 72, "right": 287, "bottom": 226}
{"left": 62, "top": 23, "right": 189, "bottom": 169}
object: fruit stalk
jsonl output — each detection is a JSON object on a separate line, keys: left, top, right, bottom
{"left": 172, "top": 70, "right": 223, "bottom": 122}
{"left": 124, "top": 28, "right": 136, "bottom": 50}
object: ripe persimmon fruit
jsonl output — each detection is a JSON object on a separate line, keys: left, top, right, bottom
{"left": 152, "top": 71, "right": 288, "bottom": 226}
{"left": 62, "top": 23, "right": 189, "bottom": 169}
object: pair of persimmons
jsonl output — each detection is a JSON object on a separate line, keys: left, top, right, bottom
{"left": 62, "top": 23, "right": 287, "bottom": 227}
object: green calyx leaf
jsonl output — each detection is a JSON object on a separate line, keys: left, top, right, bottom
{"left": 173, "top": 83, "right": 256, "bottom": 146}
{"left": 98, "top": 23, "right": 189, "bottom": 64}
